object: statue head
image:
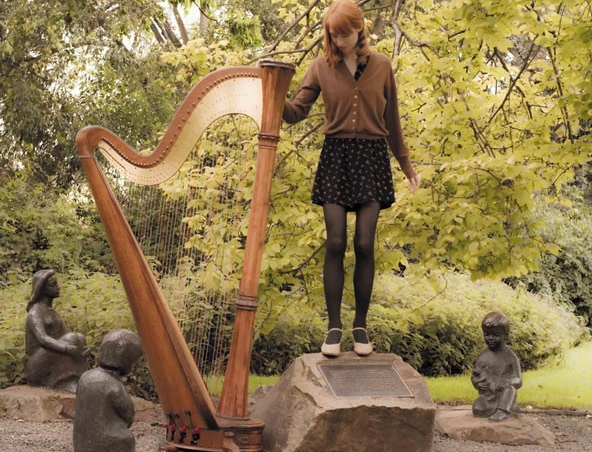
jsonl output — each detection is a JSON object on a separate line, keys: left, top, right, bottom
{"left": 27, "top": 269, "right": 60, "bottom": 311}
{"left": 481, "top": 311, "right": 510, "bottom": 334}
{"left": 481, "top": 311, "right": 510, "bottom": 351}
{"left": 97, "top": 329, "right": 143, "bottom": 376}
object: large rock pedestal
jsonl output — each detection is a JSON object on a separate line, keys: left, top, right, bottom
{"left": 251, "top": 352, "right": 436, "bottom": 452}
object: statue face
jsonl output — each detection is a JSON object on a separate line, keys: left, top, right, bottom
{"left": 44, "top": 275, "right": 61, "bottom": 298}
{"left": 483, "top": 328, "right": 506, "bottom": 351}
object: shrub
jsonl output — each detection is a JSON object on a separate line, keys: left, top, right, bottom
{"left": 371, "top": 271, "right": 586, "bottom": 375}
{"left": 2, "top": 269, "right": 585, "bottom": 398}
{"left": 0, "top": 173, "right": 115, "bottom": 288}
{"left": 251, "top": 271, "right": 587, "bottom": 377}
{"left": 251, "top": 311, "right": 325, "bottom": 376}
{"left": 508, "top": 200, "right": 592, "bottom": 327}
{"left": 0, "top": 283, "right": 28, "bottom": 388}
{"left": 56, "top": 270, "right": 156, "bottom": 400}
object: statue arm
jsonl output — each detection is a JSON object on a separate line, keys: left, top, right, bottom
{"left": 470, "top": 370, "right": 482, "bottom": 389}
{"left": 508, "top": 353, "right": 523, "bottom": 389}
{"left": 108, "top": 384, "right": 135, "bottom": 427}
{"left": 496, "top": 352, "right": 522, "bottom": 391}
{"left": 26, "top": 311, "right": 87, "bottom": 357}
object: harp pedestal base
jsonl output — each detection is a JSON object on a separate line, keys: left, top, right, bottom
{"left": 167, "top": 417, "right": 265, "bottom": 452}
{"left": 218, "top": 416, "right": 265, "bottom": 452}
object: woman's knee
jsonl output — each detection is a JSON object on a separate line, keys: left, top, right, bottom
{"left": 325, "top": 234, "right": 346, "bottom": 257}
{"left": 354, "top": 236, "right": 374, "bottom": 260}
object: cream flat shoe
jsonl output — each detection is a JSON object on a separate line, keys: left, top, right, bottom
{"left": 321, "top": 328, "right": 342, "bottom": 357}
{"left": 352, "top": 327, "right": 373, "bottom": 356}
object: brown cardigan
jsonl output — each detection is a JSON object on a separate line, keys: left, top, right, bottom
{"left": 283, "top": 51, "right": 414, "bottom": 178}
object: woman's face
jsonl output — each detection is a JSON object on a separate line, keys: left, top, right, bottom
{"left": 329, "top": 27, "right": 360, "bottom": 56}
{"left": 44, "top": 275, "right": 60, "bottom": 298}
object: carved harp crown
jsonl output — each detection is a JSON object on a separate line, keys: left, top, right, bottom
{"left": 76, "top": 60, "right": 295, "bottom": 452}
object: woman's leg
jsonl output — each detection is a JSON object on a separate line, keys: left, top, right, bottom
{"left": 322, "top": 203, "right": 347, "bottom": 333}
{"left": 352, "top": 201, "right": 380, "bottom": 330}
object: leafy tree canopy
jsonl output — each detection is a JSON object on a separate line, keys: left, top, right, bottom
{"left": 247, "top": 0, "right": 592, "bottom": 281}
{"left": 0, "top": 0, "right": 591, "bottom": 301}
{"left": 0, "top": 0, "right": 174, "bottom": 188}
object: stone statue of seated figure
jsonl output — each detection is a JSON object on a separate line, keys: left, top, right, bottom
{"left": 471, "top": 311, "right": 522, "bottom": 421}
{"left": 24, "top": 269, "right": 90, "bottom": 393}
{"left": 73, "top": 329, "right": 144, "bottom": 452}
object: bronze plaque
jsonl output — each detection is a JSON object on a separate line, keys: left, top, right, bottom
{"left": 318, "top": 361, "right": 413, "bottom": 398}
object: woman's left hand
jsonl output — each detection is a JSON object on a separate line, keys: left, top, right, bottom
{"left": 408, "top": 173, "right": 420, "bottom": 194}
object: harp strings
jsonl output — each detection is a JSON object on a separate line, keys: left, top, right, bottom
{"left": 98, "top": 114, "right": 258, "bottom": 397}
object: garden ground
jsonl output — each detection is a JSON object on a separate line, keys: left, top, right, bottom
{"left": 1, "top": 408, "right": 591, "bottom": 451}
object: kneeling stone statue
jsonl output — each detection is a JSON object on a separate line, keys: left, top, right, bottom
{"left": 471, "top": 311, "right": 522, "bottom": 421}
{"left": 73, "top": 329, "right": 144, "bottom": 452}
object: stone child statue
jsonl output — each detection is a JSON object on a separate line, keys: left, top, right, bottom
{"left": 24, "top": 269, "right": 90, "bottom": 392}
{"left": 471, "top": 311, "right": 522, "bottom": 421}
{"left": 73, "top": 329, "right": 144, "bottom": 452}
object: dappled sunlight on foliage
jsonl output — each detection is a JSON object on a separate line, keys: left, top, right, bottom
{"left": 0, "top": 0, "right": 591, "bottom": 404}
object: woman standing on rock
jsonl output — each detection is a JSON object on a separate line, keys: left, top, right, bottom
{"left": 283, "top": 0, "right": 420, "bottom": 357}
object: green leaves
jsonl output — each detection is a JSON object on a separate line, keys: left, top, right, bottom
{"left": 0, "top": 0, "right": 590, "bottom": 349}
{"left": 379, "top": 0, "right": 592, "bottom": 279}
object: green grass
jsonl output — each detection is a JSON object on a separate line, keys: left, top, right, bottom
{"left": 206, "top": 375, "right": 279, "bottom": 397}
{"left": 248, "top": 375, "right": 279, "bottom": 394}
{"left": 225, "top": 342, "right": 592, "bottom": 410}
{"left": 426, "top": 341, "right": 592, "bottom": 410}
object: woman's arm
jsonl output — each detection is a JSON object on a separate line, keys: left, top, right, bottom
{"left": 382, "top": 59, "right": 420, "bottom": 193}
{"left": 282, "top": 60, "right": 321, "bottom": 124}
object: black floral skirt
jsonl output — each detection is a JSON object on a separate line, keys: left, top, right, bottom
{"left": 312, "top": 137, "right": 395, "bottom": 211}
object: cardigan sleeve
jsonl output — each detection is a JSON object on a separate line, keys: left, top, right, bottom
{"left": 383, "top": 65, "right": 415, "bottom": 178}
{"left": 282, "top": 60, "right": 321, "bottom": 124}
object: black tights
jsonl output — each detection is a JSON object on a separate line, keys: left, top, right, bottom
{"left": 323, "top": 202, "right": 381, "bottom": 331}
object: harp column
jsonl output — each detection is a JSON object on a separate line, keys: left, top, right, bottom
{"left": 217, "top": 60, "right": 295, "bottom": 429}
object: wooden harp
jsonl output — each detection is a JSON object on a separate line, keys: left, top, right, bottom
{"left": 75, "top": 60, "right": 295, "bottom": 451}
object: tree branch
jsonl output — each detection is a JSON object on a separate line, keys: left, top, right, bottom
{"left": 389, "top": 0, "right": 440, "bottom": 61}
{"left": 172, "top": 6, "right": 189, "bottom": 45}
{"left": 279, "top": 242, "right": 325, "bottom": 276}
{"left": 275, "top": 121, "right": 323, "bottom": 170}
{"left": 484, "top": 39, "right": 540, "bottom": 130}
{"left": 267, "top": 0, "right": 323, "bottom": 53}
{"left": 547, "top": 12, "right": 574, "bottom": 145}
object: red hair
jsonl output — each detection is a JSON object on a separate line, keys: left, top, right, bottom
{"left": 323, "top": 0, "right": 370, "bottom": 68}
